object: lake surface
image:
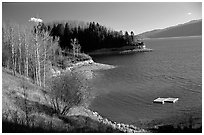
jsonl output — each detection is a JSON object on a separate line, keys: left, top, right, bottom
{"left": 89, "top": 36, "right": 202, "bottom": 129}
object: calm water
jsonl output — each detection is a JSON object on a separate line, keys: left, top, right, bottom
{"left": 89, "top": 36, "right": 202, "bottom": 128}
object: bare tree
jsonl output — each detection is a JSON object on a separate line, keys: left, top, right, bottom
{"left": 42, "top": 31, "right": 51, "bottom": 88}
{"left": 47, "top": 72, "right": 89, "bottom": 115}
{"left": 17, "top": 25, "right": 22, "bottom": 75}
{"left": 24, "top": 29, "right": 29, "bottom": 77}
{"left": 2, "top": 23, "right": 11, "bottom": 68}
{"left": 36, "top": 30, "right": 41, "bottom": 86}
{"left": 43, "top": 35, "right": 47, "bottom": 88}
{"left": 3, "top": 19, "right": 62, "bottom": 88}
{"left": 29, "top": 18, "right": 44, "bottom": 86}
{"left": 10, "top": 27, "right": 16, "bottom": 75}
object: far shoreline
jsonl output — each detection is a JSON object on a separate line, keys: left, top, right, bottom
{"left": 142, "top": 35, "right": 202, "bottom": 41}
{"left": 87, "top": 47, "right": 153, "bottom": 56}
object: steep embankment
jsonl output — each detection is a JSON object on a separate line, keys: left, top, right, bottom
{"left": 135, "top": 19, "right": 202, "bottom": 39}
{"left": 2, "top": 67, "right": 147, "bottom": 133}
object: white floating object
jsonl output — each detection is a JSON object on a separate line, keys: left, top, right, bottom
{"left": 164, "top": 98, "right": 179, "bottom": 103}
{"left": 153, "top": 97, "right": 179, "bottom": 104}
{"left": 153, "top": 98, "right": 167, "bottom": 104}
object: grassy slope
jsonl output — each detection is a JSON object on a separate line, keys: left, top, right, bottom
{"left": 2, "top": 68, "right": 146, "bottom": 133}
{"left": 2, "top": 68, "right": 121, "bottom": 132}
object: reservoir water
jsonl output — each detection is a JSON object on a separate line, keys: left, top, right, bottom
{"left": 89, "top": 36, "right": 202, "bottom": 128}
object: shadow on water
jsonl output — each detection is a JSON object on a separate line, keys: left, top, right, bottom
{"left": 149, "top": 125, "right": 202, "bottom": 133}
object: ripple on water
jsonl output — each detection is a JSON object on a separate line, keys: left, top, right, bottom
{"left": 90, "top": 37, "right": 202, "bottom": 128}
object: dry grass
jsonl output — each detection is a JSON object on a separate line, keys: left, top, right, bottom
{"left": 2, "top": 68, "right": 124, "bottom": 133}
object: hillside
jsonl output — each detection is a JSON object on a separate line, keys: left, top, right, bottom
{"left": 135, "top": 19, "right": 202, "bottom": 39}
{"left": 2, "top": 67, "right": 147, "bottom": 133}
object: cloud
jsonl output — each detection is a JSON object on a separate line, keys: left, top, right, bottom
{"left": 187, "top": 12, "right": 192, "bottom": 15}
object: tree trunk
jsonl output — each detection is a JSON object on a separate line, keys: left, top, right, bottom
{"left": 24, "top": 33, "right": 29, "bottom": 77}
{"left": 34, "top": 32, "right": 39, "bottom": 85}
{"left": 10, "top": 28, "right": 16, "bottom": 76}
{"left": 43, "top": 38, "right": 46, "bottom": 88}
{"left": 14, "top": 50, "right": 17, "bottom": 74}
{"left": 37, "top": 42, "right": 41, "bottom": 86}
{"left": 35, "top": 31, "right": 41, "bottom": 86}
{"left": 18, "top": 27, "right": 22, "bottom": 75}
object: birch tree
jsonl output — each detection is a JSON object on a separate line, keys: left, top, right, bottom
{"left": 29, "top": 17, "right": 43, "bottom": 86}
{"left": 3, "top": 19, "right": 61, "bottom": 87}
{"left": 42, "top": 31, "right": 50, "bottom": 88}
{"left": 2, "top": 24, "right": 11, "bottom": 68}
{"left": 36, "top": 28, "right": 41, "bottom": 86}
{"left": 10, "top": 27, "right": 16, "bottom": 75}
{"left": 18, "top": 25, "right": 22, "bottom": 75}
{"left": 24, "top": 29, "right": 29, "bottom": 77}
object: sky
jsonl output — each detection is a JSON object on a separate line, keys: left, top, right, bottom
{"left": 2, "top": 2, "right": 202, "bottom": 34}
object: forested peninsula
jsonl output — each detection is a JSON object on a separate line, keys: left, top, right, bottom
{"left": 46, "top": 21, "right": 137, "bottom": 52}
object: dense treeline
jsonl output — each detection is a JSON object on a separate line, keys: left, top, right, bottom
{"left": 47, "top": 21, "right": 136, "bottom": 52}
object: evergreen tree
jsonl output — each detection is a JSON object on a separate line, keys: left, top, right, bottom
{"left": 47, "top": 21, "right": 136, "bottom": 52}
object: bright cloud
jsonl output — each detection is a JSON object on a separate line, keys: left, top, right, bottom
{"left": 187, "top": 12, "right": 192, "bottom": 15}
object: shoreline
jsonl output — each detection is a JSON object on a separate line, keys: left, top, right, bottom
{"left": 60, "top": 55, "right": 201, "bottom": 132}
{"left": 51, "top": 59, "right": 116, "bottom": 77}
{"left": 2, "top": 67, "right": 147, "bottom": 133}
{"left": 50, "top": 60, "right": 148, "bottom": 132}
{"left": 142, "top": 35, "right": 202, "bottom": 40}
{"left": 119, "top": 48, "right": 153, "bottom": 54}
{"left": 3, "top": 66, "right": 201, "bottom": 133}
{"left": 87, "top": 47, "right": 153, "bottom": 56}
{"left": 67, "top": 59, "right": 115, "bottom": 71}
{"left": 68, "top": 106, "right": 147, "bottom": 133}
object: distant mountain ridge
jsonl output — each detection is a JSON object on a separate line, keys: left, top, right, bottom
{"left": 135, "top": 19, "right": 202, "bottom": 39}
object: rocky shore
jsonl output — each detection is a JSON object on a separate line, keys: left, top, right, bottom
{"left": 67, "top": 59, "right": 115, "bottom": 71}
{"left": 2, "top": 67, "right": 147, "bottom": 133}
{"left": 51, "top": 59, "right": 115, "bottom": 77}
{"left": 68, "top": 106, "right": 147, "bottom": 133}
{"left": 49, "top": 60, "right": 147, "bottom": 133}
{"left": 2, "top": 56, "right": 148, "bottom": 133}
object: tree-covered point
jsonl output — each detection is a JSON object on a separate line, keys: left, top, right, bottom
{"left": 46, "top": 21, "right": 136, "bottom": 52}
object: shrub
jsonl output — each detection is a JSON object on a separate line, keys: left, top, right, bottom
{"left": 47, "top": 72, "right": 89, "bottom": 115}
